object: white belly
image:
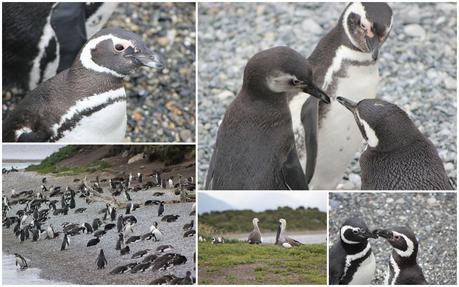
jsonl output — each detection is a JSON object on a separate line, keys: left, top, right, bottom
{"left": 348, "top": 252, "right": 376, "bottom": 285}
{"left": 57, "top": 101, "right": 127, "bottom": 142}
{"left": 289, "top": 92, "right": 310, "bottom": 171}
{"left": 310, "top": 64, "right": 379, "bottom": 189}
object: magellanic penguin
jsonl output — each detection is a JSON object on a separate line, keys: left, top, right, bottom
{"left": 329, "top": 217, "right": 378, "bottom": 285}
{"left": 248, "top": 218, "right": 262, "bottom": 244}
{"left": 205, "top": 46, "right": 330, "bottom": 190}
{"left": 275, "top": 218, "right": 302, "bottom": 248}
{"left": 96, "top": 249, "right": 108, "bottom": 269}
{"left": 337, "top": 97, "right": 453, "bottom": 190}
{"left": 60, "top": 232, "right": 70, "bottom": 250}
{"left": 14, "top": 253, "right": 29, "bottom": 270}
{"left": 290, "top": 2, "right": 393, "bottom": 189}
{"left": 375, "top": 227, "right": 427, "bottom": 285}
{"left": 3, "top": 27, "right": 164, "bottom": 142}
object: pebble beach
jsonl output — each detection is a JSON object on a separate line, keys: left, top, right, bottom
{"left": 2, "top": 171, "right": 196, "bottom": 284}
{"left": 197, "top": 2, "right": 457, "bottom": 189}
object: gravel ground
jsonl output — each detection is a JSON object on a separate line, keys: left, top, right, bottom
{"left": 329, "top": 192, "right": 457, "bottom": 285}
{"left": 197, "top": 3, "right": 457, "bottom": 189}
{"left": 2, "top": 172, "right": 196, "bottom": 284}
{"left": 2, "top": 2, "right": 196, "bottom": 143}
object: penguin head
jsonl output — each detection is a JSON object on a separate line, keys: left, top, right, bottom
{"left": 337, "top": 97, "right": 421, "bottom": 151}
{"left": 340, "top": 217, "right": 377, "bottom": 244}
{"left": 341, "top": 2, "right": 393, "bottom": 60}
{"left": 243, "top": 46, "right": 330, "bottom": 103}
{"left": 78, "top": 28, "right": 164, "bottom": 77}
{"left": 375, "top": 227, "right": 418, "bottom": 258}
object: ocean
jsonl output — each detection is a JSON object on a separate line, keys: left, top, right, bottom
{"left": 2, "top": 254, "right": 69, "bottom": 285}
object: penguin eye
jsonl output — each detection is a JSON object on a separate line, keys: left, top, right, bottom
{"left": 394, "top": 235, "right": 401, "bottom": 240}
{"left": 290, "top": 79, "right": 303, "bottom": 86}
{"left": 114, "top": 44, "right": 126, "bottom": 52}
{"left": 352, "top": 229, "right": 359, "bottom": 234}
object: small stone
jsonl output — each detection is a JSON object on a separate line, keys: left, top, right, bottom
{"left": 180, "top": 129, "right": 192, "bottom": 141}
{"left": 444, "top": 77, "right": 456, "bottom": 90}
{"left": 348, "top": 174, "right": 361, "bottom": 186}
{"left": 157, "top": 36, "right": 169, "bottom": 47}
{"left": 404, "top": 24, "right": 426, "bottom": 39}
{"left": 444, "top": 162, "right": 454, "bottom": 171}
{"left": 386, "top": 198, "right": 394, "bottom": 204}
{"left": 132, "top": 111, "right": 143, "bottom": 122}
{"left": 301, "top": 19, "right": 323, "bottom": 35}
{"left": 216, "top": 90, "right": 234, "bottom": 101}
{"left": 427, "top": 197, "right": 437, "bottom": 206}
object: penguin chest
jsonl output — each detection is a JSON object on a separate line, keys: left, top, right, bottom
{"left": 311, "top": 64, "right": 379, "bottom": 189}
{"left": 348, "top": 252, "right": 376, "bottom": 285}
{"left": 53, "top": 88, "right": 127, "bottom": 142}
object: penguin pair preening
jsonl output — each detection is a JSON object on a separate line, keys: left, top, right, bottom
{"left": 330, "top": 217, "right": 427, "bottom": 285}
{"left": 3, "top": 27, "right": 164, "bottom": 143}
{"left": 206, "top": 2, "right": 454, "bottom": 190}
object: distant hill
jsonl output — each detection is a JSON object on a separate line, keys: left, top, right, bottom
{"left": 199, "top": 206, "right": 326, "bottom": 233}
{"left": 198, "top": 193, "right": 233, "bottom": 214}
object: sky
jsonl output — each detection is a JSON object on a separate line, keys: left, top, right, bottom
{"left": 2, "top": 144, "right": 65, "bottom": 160}
{"left": 199, "top": 191, "right": 327, "bottom": 213}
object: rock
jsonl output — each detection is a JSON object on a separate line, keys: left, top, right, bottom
{"left": 444, "top": 162, "right": 454, "bottom": 171}
{"left": 386, "top": 198, "right": 394, "bottom": 204}
{"left": 427, "top": 197, "right": 437, "bottom": 206}
{"left": 180, "top": 129, "right": 192, "bottom": 141}
{"left": 128, "top": 153, "right": 144, "bottom": 164}
{"left": 216, "top": 90, "right": 234, "bottom": 101}
{"left": 348, "top": 174, "right": 361, "bottom": 186}
{"left": 403, "top": 24, "right": 426, "bottom": 39}
{"left": 132, "top": 111, "right": 143, "bottom": 122}
{"left": 301, "top": 19, "right": 322, "bottom": 35}
{"left": 444, "top": 77, "right": 456, "bottom": 90}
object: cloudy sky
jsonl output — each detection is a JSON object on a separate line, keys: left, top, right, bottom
{"left": 3, "top": 144, "right": 64, "bottom": 160}
{"left": 199, "top": 191, "right": 327, "bottom": 213}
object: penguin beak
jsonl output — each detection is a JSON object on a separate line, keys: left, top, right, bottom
{"left": 132, "top": 50, "right": 165, "bottom": 69}
{"left": 336, "top": 97, "right": 357, "bottom": 111}
{"left": 366, "top": 36, "right": 380, "bottom": 61}
{"left": 302, "top": 83, "right": 331, "bottom": 104}
{"left": 374, "top": 229, "right": 392, "bottom": 239}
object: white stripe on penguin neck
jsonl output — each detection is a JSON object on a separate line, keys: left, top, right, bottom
{"left": 342, "top": 2, "right": 367, "bottom": 49}
{"left": 393, "top": 231, "right": 415, "bottom": 257}
{"left": 80, "top": 34, "right": 132, "bottom": 78}
{"left": 356, "top": 110, "right": 379, "bottom": 148}
{"left": 340, "top": 225, "right": 361, "bottom": 244}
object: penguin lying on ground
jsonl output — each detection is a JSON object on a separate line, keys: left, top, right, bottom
{"left": 337, "top": 97, "right": 453, "bottom": 190}
{"left": 374, "top": 227, "right": 427, "bottom": 285}
{"left": 14, "top": 253, "right": 29, "bottom": 270}
{"left": 329, "top": 217, "right": 378, "bottom": 285}
{"left": 205, "top": 46, "right": 330, "bottom": 190}
{"left": 291, "top": 2, "right": 393, "bottom": 190}
{"left": 3, "top": 27, "right": 164, "bottom": 143}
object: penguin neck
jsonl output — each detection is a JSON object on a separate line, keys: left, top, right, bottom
{"left": 239, "top": 86, "right": 291, "bottom": 122}
{"left": 367, "top": 120, "right": 424, "bottom": 153}
{"left": 392, "top": 249, "right": 418, "bottom": 266}
{"left": 67, "top": 60, "right": 125, "bottom": 92}
{"left": 342, "top": 239, "right": 369, "bottom": 254}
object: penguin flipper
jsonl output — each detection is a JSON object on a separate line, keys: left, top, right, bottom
{"left": 329, "top": 242, "right": 346, "bottom": 284}
{"left": 302, "top": 97, "right": 319, "bottom": 186}
{"left": 282, "top": 148, "right": 308, "bottom": 190}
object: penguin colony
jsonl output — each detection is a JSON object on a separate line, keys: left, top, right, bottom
{"left": 330, "top": 217, "right": 427, "bottom": 285}
{"left": 3, "top": 27, "right": 164, "bottom": 143}
{"left": 206, "top": 2, "right": 453, "bottom": 190}
{"left": 3, "top": 171, "right": 196, "bottom": 284}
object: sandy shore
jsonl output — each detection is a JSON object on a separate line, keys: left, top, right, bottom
{"left": 2, "top": 171, "right": 196, "bottom": 284}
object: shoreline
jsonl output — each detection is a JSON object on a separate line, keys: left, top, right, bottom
{"left": 2, "top": 171, "right": 196, "bottom": 284}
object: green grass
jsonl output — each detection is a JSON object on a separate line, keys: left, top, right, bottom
{"left": 198, "top": 242, "right": 327, "bottom": 285}
{"left": 26, "top": 159, "right": 111, "bottom": 176}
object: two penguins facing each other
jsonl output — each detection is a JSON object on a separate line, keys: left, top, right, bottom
{"left": 330, "top": 217, "right": 427, "bottom": 285}
{"left": 205, "top": 2, "right": 453, "bottom": 191}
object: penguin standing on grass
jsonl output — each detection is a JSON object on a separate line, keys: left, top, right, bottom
{"left": 291, "top": 2, "right": 393, "bottom": 189}
{"left": 329, "top": 217, "right": 378, "bottom": 284}
{"left": 375, "top": 227, "right": 427, "bottom": 285}
{"left": 3, "top": 28, "right": 164, "bottom": 143}
{"left": 206, "top": 46, "right": 330, "bottom": 190}
{"left": 337, "top": 97, "right": 453, "bottom": 190}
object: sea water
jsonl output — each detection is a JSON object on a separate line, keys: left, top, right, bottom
{"left": 2, "top": 254, "right": 69, "bottom": 285}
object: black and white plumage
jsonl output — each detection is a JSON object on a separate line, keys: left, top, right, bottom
{"left": 156, "top": 244, "right": 174, "bottom": 253}
{"left": 329, "top": 217, "right": 378, "bottom": 285}
{"left": 291, "top": 2, "right": 393, "bottom": 189}
{"left": 275, "top": 218, "right": 302, "bottom": 248}
{"left": 151, "top": 253, "right": 187, "bottom": 271}
{"left": 109, "top": 265, "right": 128, "bottom": 275}
{"left": 158, "top": 201, "right": 164, "bottom": 217}
{"left": 149, "top": 223, "right": 163, "bottom": 241}
{"left": 205, "top": 46, "right": 330, "bottom": 190}
{"left": 248, "top": 218, "right": 262, "bottom": 244}
{"left": 115, "top": 233, "right": 124, "bottom": 250}
{"left": 125, "top": 235, "right": 141, "bottom": 244}
{"left": 375, "top": 227, "right": 427, "bottom": 285}
{"left": 60, "top": 233, "right": 70, "bottom": 250}
{"left": 14, "top": 253, "right": 28, "bottom": 270}
{"left": 86, "top": 237, "right": 100, "bottom": 247}
{"left": 96, "top": 249, "right": 108, "bottom": 269}
{"left": 183, "top": 230, "right": 195, "bottom": 237}
{"left": 131, "top": 249, "right": 149, "bottom": 259}
{"left": 120, "top": 245, "right": 130, "bottom": 255}
{"left": 337, "top": 97, "right": 453, "bottom": 190}
{"left": 3, "top": 27, "right": 164, "bottom": 143}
